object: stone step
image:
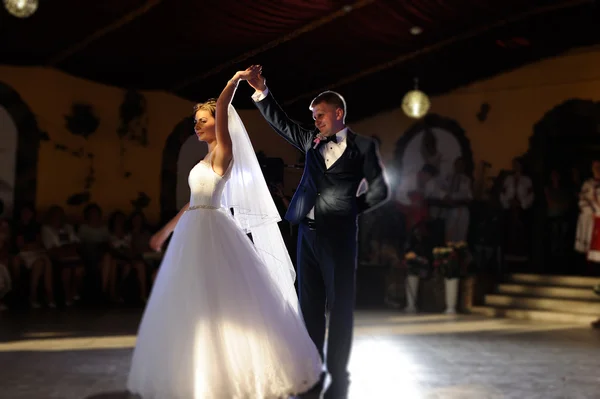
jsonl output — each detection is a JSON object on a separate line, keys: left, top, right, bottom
{"left": 506, "top": 273, "right": 599, "bottom": 288}
{"left": 470, "top": 306, "right": 598, "bottom": 324}
{"left": 484, "top": 294, "right": 600, "bottom": 315}
{"left": 497, "top": 284, "right": 600, "bottom": 301}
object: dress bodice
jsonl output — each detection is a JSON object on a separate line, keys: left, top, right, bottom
{"left": 188, "top": 159, "right": 231, "bottom": 208}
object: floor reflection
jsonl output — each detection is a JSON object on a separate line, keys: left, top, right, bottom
{"left": 0, "top": 310, "right": 599, "bottom": 399}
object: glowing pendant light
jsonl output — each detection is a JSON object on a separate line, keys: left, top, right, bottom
{"left": 4, "top": 0, "right": 38, "bottom": 18}
{"left": 401, "top": 78, "right": 430, "bottom": 119}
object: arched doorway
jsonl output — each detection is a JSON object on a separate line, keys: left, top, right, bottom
{"left": 527, "top": 99, "right": 600, "bottom": 186}
{"left": 0, "top": 82, "right": 44, "bottom": 218}
{"left": 0, "top": 106, "right": 17, "bottom": 217}
{"left": 159, "top": 116, "right": 288, "bottom": 224}
{"left": 358, "top": 114, "right": 473, "bottom": 308}
{"left": 389, "top": 113, "right": 473, "bottom": 252}
{"left": 393, "top": 113, "right": 474, "bottom": 186}
{"left": 160, "top": 116, "right": 203, "bottom": 223}
{"left": 373, "top": 113, "right": 473, "bottom": 253}
{"left": 525, "top": 99, "right": 600, "bottom": 274}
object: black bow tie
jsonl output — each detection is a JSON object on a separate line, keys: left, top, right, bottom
{"left": 321, "top": 135, "right": 338, "bottom": 144}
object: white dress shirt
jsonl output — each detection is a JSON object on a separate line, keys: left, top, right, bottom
{"left": 41, "top": 224, "right": 79, "bottom": 249}
{"left": 253, "top": 88, "right": 348, "bottom": 220}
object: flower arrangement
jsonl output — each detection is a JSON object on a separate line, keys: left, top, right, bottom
{"left": 403, "top": 251, "right": 431, "bottom": 278}
{"left": 433, "top": 241, "right": 471, "bottom": 279}
{"left": 432, "top": 246, "right": 457, "bottom": 279}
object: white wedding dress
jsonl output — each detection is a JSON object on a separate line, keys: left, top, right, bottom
{"left": 127, "top": 156, "right": 322, "bottom": 399}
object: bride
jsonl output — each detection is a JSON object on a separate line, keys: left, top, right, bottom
{"left": 127, "top": 65, "right": 322, "bottom": 399}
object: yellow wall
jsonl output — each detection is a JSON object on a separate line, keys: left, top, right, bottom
{"left": 3, "top": 47, "right": 600, "bottom": 222}
{"left": 351, "top": 46, "right": 600, "bottom": 176}
{"left": 0, "top": 66, "right": 300, "bottom": 223}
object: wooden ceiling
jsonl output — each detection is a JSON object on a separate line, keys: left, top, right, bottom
{"left": 1, "top": 0, "right": 597, "bottom": 121}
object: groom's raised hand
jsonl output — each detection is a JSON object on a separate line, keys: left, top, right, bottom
{"left": 246, "top": 65, "right": 267, "bottom": 92}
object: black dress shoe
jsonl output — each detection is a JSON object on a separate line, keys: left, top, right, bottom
{"left": 297, "top": 371, "right": 327, "bottom": 398}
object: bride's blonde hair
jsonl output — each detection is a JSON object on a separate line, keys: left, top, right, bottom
{"left": 193, "top": 98, "right": 217, "bottom": 117}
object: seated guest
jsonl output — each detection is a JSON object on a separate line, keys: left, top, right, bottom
{"left": 129, "top": 211, "right": 160, "bottom": 285}
{"left": 108, "top": 211, "right": 147, "bottom": 303}
{"left": 41, "top": 206, "right": 84, "bottom": 306}
{"left": 13, "top": 204, "right": 55, "bottom": 308}
{"left": 77, "top": 203, "right": 112, "bottom": 299}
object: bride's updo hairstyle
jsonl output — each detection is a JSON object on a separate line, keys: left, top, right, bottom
{"left": 193, "top": 98, "right": 217, "bottom": 117}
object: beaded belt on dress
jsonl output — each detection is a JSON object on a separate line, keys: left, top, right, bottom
{"left": 187, "top": 204, "right": 218, "bottom": 211}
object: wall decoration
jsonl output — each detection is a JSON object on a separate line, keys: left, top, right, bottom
{"left": 59, "top": 102, "right": 100, "bottom": 205}
{"left": 117, "top": 89, "right": 149, "bottom": 146}
{"left": 131, "top": 191, "right": 151, "bottom": 211}
{"left": 117, "top": 89, "right": 149, "bottom": 179}
{"left": 476, "top": 102, "right": 490, "bottom": 122}
{"left": 66, "top": 192, "right": 91, "bottom": 206}
{"left": 65, "top": 103, "right": 100, "bottom": 139}
{"left": 52, "top": 141, "right": 95, "bottom": 206}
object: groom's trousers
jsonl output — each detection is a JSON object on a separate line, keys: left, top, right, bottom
{"left": 297, "top": 219, "right": 357, "bottom": 394}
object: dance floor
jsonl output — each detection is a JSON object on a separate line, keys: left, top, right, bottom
{"left": 0, "top": 308, "right": 599, "bottom": 399}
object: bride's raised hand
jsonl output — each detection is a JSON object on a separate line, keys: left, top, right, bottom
{"left": 236, "top": 65, "right": 262, "bottom": 82}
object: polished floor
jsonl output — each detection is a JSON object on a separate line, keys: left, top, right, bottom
{"left": 0, "top": 308, "right": 599, "bottom": 399}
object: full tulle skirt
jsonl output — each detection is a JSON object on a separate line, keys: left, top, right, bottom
{"left": 127, "top": 207, "right": 322, "bottom": 399}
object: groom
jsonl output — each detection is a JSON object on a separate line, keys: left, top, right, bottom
{"left": 248, "top": 71, "right": 389, "bottom": 398}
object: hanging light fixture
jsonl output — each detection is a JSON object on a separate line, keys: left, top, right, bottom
{"left": 4, "top": 0, "right": 38, "bottom": 18}
{"left": 401, "top": 78, "right": 430, "bottom": 119}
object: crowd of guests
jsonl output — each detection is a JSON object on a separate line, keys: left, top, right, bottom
{"left": 497, "top": 157, "right": 600, "bottom": 276}
{"left": 353, "top": 150, "right": 600, "bottom": 316}
{"left": 0, "top": 203, "right": 161, "bottom": 311}
{"left": 0, "top": 150, "right": 296, "bottom": 312}
{"left": 361, "top": 155, "right": 600, "bottom": 276}
{"left": 3, "top": 154, "right": 600, "bottom": 313}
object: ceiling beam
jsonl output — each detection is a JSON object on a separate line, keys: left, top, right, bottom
{"left": 172, "top": 0, "right": 376, "bottom": 91}
{"left": 47, "top": 0, "right": 163, "bottom": 66}
{"left": 285, "top": 0, "right": 594, "bottom": 105}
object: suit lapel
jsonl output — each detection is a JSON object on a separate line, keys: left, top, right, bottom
{"left": 309, "top": 146, "right": 326, "bottom": 171}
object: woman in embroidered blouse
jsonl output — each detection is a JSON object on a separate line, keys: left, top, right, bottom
{"left": 575, "top": 160, "right": 600, "bottom": 274}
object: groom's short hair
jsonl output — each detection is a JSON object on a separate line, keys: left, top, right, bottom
{"left": 309, "top": 91, "right": 347, "bottom": 122}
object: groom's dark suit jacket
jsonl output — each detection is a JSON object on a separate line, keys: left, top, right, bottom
{"left": 255, "top": 91, "right": 389, "bottom": 230}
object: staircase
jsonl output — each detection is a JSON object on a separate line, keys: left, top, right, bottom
{"left": 470, "top": 273, "right": 600, "bottom": 324}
